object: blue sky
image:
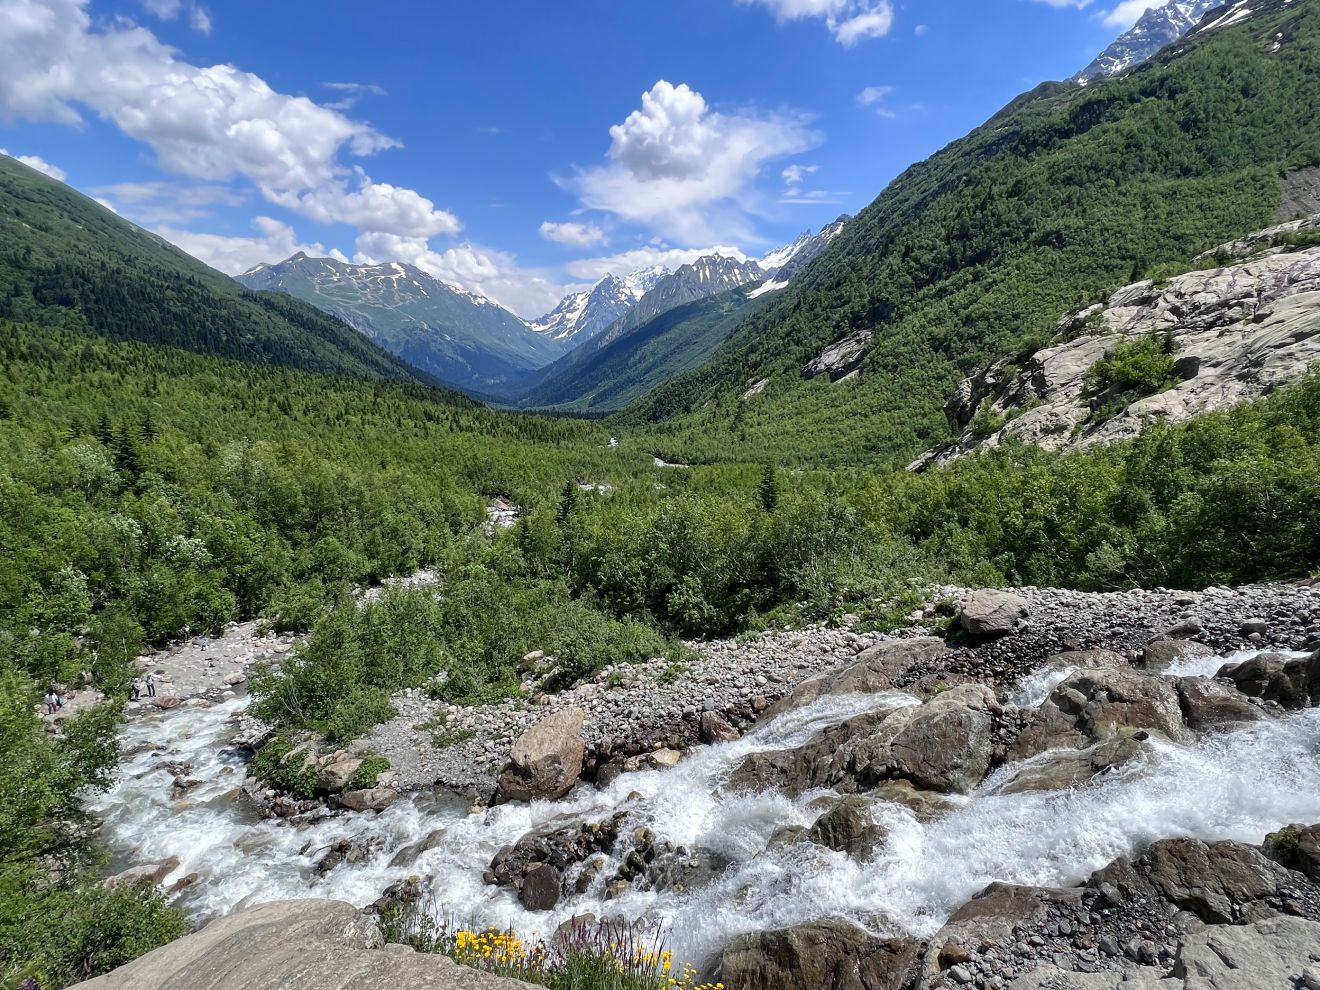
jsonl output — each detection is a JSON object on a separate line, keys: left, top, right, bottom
{"left": 0, "top": 0, "right": 1159, "bottom": 316}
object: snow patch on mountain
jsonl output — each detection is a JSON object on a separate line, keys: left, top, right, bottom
{"left": 1075, "top": 0, "right": 1221, "bottom": 83}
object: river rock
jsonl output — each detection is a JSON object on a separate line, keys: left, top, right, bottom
{"left": 69, "top": 898, "right": 535, "bottom": 989}
{"left": 495, "top": 708, "right": 586, "bottom": 803}
{"left": 1173, "top": 676, "right": 1262, "bottom": 730}
{"left": 764, "top": 638, "right": 949, "bottom": 718}
{"left": 700, "top": 710, "right": 740, "bottom": 744}
{"left": 1264, "top": 823, "right": 1320, "bottom": 881}
{"left": 719, "top": 919, "right": 922, "bottom": 990}
{"left": 998, "top": 734, "right": 1150, "bottom": 795}
{"left": 806, "top": 796, "right": 887, "bottom": 858}
{"left": 106, "top": 856, "right": 180, "bottom": 889}
{"left": 339, "top": 787, "right": 397, "bottom": 813}
{"left": 959, "top": 590, "right": 1029, "bottom": 637}
{"left": 1012, "top": 668, "right": 1191, "bottom": 760}
{"left": 1089, "top": 837, "right": 1292, "bottom": 924}
{"left": 317, "top": 758, "right": 363, "bottom": 794}
{"left": 1175, "top": 915, "right": 1320, "bottom": 989}
{"left": 1139, "top": 639, "right": 1214, "bottom": 674}
{"left": 1219, "top": 650, "right": 1320, "bottom": 709}
{"left": 519, "top": 863, "right": 562, "bottom": 911}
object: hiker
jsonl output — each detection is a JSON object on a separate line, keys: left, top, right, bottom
{"left": 44, "top": 690, "right": 59, "bottom": 715}
{"left": 130, "top": 680, "right": 141, "bottom": 701}
{"left": 145, "top": 673, "right": 156, "bottom": 697}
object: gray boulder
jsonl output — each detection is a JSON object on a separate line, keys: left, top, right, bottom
{"left": 998, "top": 735, "right": 1150, "bottom": 795}
{"left": 959, "top": 590, "right": 1029, "bottom": 637}
{"left": 719, "top": 919, "right": 921, "bottom": 990}
{"left": 1173, "top": 676, "right": 1261, "bottom": 730}
{"left": 1220, "top": 650, "right": 1320, "bottom": 709}
{"left": 764, "top": 638, "right": 949, "bottom": 718}
{"left": 699, "top": 710, "right": 740, "bottom": 744}
{"left": 518, "top": 863, "right": 562, "bottom": 911}
{"left": 1174, "top": 915, "right": 1320, "bottom": 989}
{"left": 1140, "top": 639, "right": 1214, "bottom": 674}
{"left": 339, "top": 787, "right": 397, "bottom": 813}
{"left": 316, "top": 758, "right": 362, "bottom": 794}
{"left": 806, "top": 796, "right": 887, "bottom": 858}
{"left": 70, "top": 899, "right": 535, "bottom": 989}
{"left": 495, "top": 708, "right": 586, "bottom": 803}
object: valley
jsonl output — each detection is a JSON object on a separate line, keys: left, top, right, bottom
{"left": 3, "top": 1, "right": 1320, "bottom": 989}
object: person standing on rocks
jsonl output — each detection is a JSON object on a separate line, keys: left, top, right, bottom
{"left": 44, "top": 689, "right": 59, "bottom": 714}
{"left": 131, "top": 679, "right": 142, "bottom": 701}
{"left": 145, "top": 673, "right": 156, "bottom": 698}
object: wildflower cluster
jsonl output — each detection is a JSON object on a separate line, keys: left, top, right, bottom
{"left": 380, "top": 903, "right": 722, "bottom": 990}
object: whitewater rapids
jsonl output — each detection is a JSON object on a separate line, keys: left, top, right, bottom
{"left": 91, "top": 650, "right": 1320, "bottom": 968}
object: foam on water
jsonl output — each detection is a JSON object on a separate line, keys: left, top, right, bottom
{"left": 93, "top": 678, "right": 1320, "bottom": 971}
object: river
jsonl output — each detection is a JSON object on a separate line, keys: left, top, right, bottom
{"left": 90, "top": 649, "right": 1320, "bottom": 969}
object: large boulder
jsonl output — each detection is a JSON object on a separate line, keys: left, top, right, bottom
{"left": 339, "top": 787, "right": 397, "bottom": 813}
{"left": 1173, "top": 676, "right": 1262, "bottom": 730}
{"left": 1140, "top": 639, "right": 1214, "bottom": 674}
{"left": 719, "top": 920, "right": 922, "bottom": 990}
{"left": 518, "top": 863, "right": 562, "bottom": 911}
{"left": 1011, "top": 669, "right": 1191, "bottom": 760}
{"left": 882, "top": 685, "right": 999, "bottom": 793}
{"left": 806, "top": 796, "right": 887, "bottom": 858}
{"left": 69, "top": 899, "right": 535, "bottom": 989}
{"left": 764, "top": 638, "right": 949, "bottom": 718}
{"left": 316, "top": 758, "right": 363, "bottom": 794}
{"left": 495, "top": 708, "right": 586, "bottom": 803}
{"left": 1089, "top": 837, "right": 1292, "bottom": 924}
{"left": 106, "top": 857, "right": 180, "bottom": 889}
{"left": 997, "top": 735, "right": 1150, "bottom": 795}
{"left": 959, "top": 590, "right": 1029, "bottom": 637}
{"left": 1219, "top": 651, "right": 1320, "bottom": 709}
{"left": 1174, "top": 915, "right": 1320, "bottom": 989}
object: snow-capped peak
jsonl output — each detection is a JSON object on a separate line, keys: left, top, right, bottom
{"left": 1074, "top": 0, "right": 1221, "bottom": 82}
{"left": 528, "top": 265, "right": 672, "bottom": 343}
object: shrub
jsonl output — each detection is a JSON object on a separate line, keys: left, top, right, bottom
{"left": 1086, "top": 333, "right": 1178, "bottom": 396}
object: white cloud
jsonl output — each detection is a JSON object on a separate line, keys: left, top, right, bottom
{"left": 914, "top": 23, "right": 928, "bottom": 36}
{"left": 321, "top": 81, "right": 386, "bottom": 111}
{"left": 539, "top": 220, "right": 606, "bottom": 247}
{"left": 157, "top": 215, "right": 347, "bottom": 275}
{"left": 738, "top": 0, "right": 895, "bottom": 45}
{"left": 140, "top": 0, "right": 210, "bottom": 34}
{"left": 1100, "top": 0, "right": 1161, "bottom": 28}
{"left": 354, "top": 232, "right": 571, "bottom": 318}
{"left": 856, "top": 85, "right": 897, "bottom": 119}
{"left": 782, "top": 163, "right": 818, "bottom": 186}
{"left": 0, "top": 147, "right": 65, "bottom": 180}
{"left": 564, "top": 80, "right": 818, "bottom": 245}
{"left": 95, "top": 180, "right": 246, "bottom": 224}
{"left": 564, "top": 244, "right": 748, "bottom": 283}
{"left": 0, "top": 0, "right": 458, "bottom": 239}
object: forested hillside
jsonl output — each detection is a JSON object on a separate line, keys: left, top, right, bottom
{"left": 0, "top": 156, "right": 428, "bottom": 383}
{"left": 625, "top": 0, "right": 1320, "bottom": 466}
{"left": 517, "top": 289, "right": 766, "bottom": 413}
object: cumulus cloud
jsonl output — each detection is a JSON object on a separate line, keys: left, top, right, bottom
{"left": 0, "top": 0, "right": 459, "bottom": 239}
{"left": 738, "top": 0, "right": 895, "bottom": 45}
{"left": 563, "top": 80, "right": 818, "bottom": 245}
{"left": 140, "top": 0, "right": 211, "bottom": 34}
{"left": 0, "top": 147, "right": 65, "bottom": 180}
{"left": 1025, "top": 0, "right": 1162, "bottom": 32}
{"left": 539, "top": 220, "right": 606, "bottom": 247}
{"left": 564, "top": 244, "right": 749, "bottom": 283}
{"left": 354, "top": 232, "right": 571, "bottom": 318}
{"left": 157, "top": 215, "right": 347, "bottom": 275}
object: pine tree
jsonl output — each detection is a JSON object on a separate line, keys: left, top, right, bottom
{"left": 758, "top": 463, "right": 780, "bottom": 513}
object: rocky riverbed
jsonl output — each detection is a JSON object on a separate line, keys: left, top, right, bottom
{"left": 84, "top": 577, "right": 1320, "bottom": 989}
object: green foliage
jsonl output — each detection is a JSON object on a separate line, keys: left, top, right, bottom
{"left": 247, "top": 735, "right": 320, "bottom": 798}
{"left": 623, "top": 1, "right": 1320, "bottom": 466}
{"left": 349, "top": 756, "right": 391, "bottom": 791}
{"left": 1087, "top": 334, "right": 1178, "bottom": 396}
{"left": 0, "top": 660, "right": 185, "bottom": 989}
{"left": 757, "top": 463, "right": 780, "bottom": 512}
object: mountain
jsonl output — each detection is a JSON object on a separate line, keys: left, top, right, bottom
{"left": 515, "top": 220, "right": 851, "bottom": 412}
{"left": 623, "top": 0, "right": 1320, "bottom": 467}
{"left": 750, "top": 215, "right": 852, "bottom": 297}
{"left": 0, "top": 154, "right": 430, "bottom": 384}
{"left": 236, "top": 254, "right": 564, "bottom": 396}
{"left": 1075, "top": 0, "right": 1221, "bottom": 82}
{"left": 527, "top": 266, "right": 667, "bottom": 344}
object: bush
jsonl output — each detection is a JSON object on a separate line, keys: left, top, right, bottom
{"left": 1086, "top": 333, "right": 1178, "bottom": 396}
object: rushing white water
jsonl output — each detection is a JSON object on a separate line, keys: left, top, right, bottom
{"left": 1160, "top": 647, "right": 1311, "bottom": 679}
{"left": 1010, "top": 665, "right": 1079, "bottom": 708}
{"left": 93, "top": 652, "right": 1320, "bottom": 970}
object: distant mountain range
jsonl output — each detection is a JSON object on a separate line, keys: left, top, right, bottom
{"left": 527, "top": 267, "right": 667, "bottom": 344}
{"left": 1075, "top": 0, "right": 1221, "bottom": 82}
{"left": 237, "top": 254, "right": 565, "bottom": 396}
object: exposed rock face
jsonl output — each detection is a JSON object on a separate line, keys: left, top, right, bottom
{"left": 803, "top": 329, "right": 872, "bottom": 383}
{"left": 495, "top": 708, "right": 586, "bottom": 803}
{"left": 806, "top": 796, "right": 888, "bottom": 858}
{"left": 910, "top": 220, "right": 1320, "bottom": 470}
{"left": 764, "top": 638, "right": 949, "bottom": 718}
{"left": 1139, "top": 639, "right": 1213, "bottom": 673}
{"left": 1173, "top": 675, "right": 1262, "bottom": 730}
{"left": 719, "top": 920, "right": 922, "bottom": 990}
{"left": 960, "top": 590, "right": 1030, "bottom": 637}
{"left": 70, "top": 899, "right": 534, "bottom": 989}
